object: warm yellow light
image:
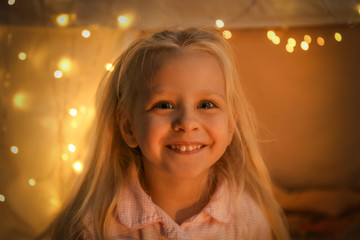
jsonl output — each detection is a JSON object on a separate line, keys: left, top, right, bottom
{"left": 0, "top": 194, "right": 5, "bottom": 202}
{"left": 334, "top": 32, "right": 342, "bottom": 42}
{"left": 10, "top": 145, "right": 19, "bottom": 154}
{"left": 68, "top": 144, "right": 76, "bottom": 152}
{"left": 69, "top": 108, "right": 78, "bottom": 117}
{"left": 118, "top": 16, "right": 128, "bottom": 24}
{"left": 8, "top": 0, "right": 15, "bottom": 5}
{"left": 222, "top": 30, "right": 232, "bottom": 39}
{"left": 59, "top": 58, "right": 71, "bottom": 72}
{"left": 73, "top": 161, "right": 83, "bottom": 173}
{"left": 70, "top": 120, "right": 78, "bottom": 128}
{"left": 117, "top": 15, "right": 132, "bottom": 28}
{"left": 105, "top": 63, "right": 114, "bottom": 72}
{"left": 79, "top": 106, "right": 87, "bottom": 113}
{"left": 56, "top": 14, "right": 69, "bottom": 26}
{"left": 357, "top": 4, "right": 360, "bottom": 15}
{"left": 287, "top": 38, "right": 296, "bottom": 47}
{"left": 304, "top": 34, "right": 312, "bottom": 44}
{"left": 301, "top": 41, "right": 309, "bottom": 51}
{"left": 272, "top": 36, "right": 280, "bottom": 45}
{"left": 267, "top": 30, "right": 276, "bottom": 40}
{"left": 18, "top": 52, "right": 27, "bottom": 61}
{"left": 13, "top": 92, "right": 27, "bottom": 109}
{"left": 29, "top": 178, "right": 36, "bottom": 186}
{"left": 50, "top": 198, "right": 60, "bottom": 207}
{"left": 317, "top": 37, "right": 325, "bottom": 46}
{"left": 215, "top": 19, "right": 225, "bottom": 28}
{"left": 82, "top": 29, "right": 91, "bottom": 38}
{"left": 54, "top": 70, "right": 63, "bottom": 79}
{"left": 62, "top": 153, "right": 69, "bottom": 161}
{"left": 286, "top": 44, "right": 294, "bottom": 53}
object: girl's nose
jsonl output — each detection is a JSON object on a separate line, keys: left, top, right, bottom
{"left": 172, "top": 108, "right": 199, "bottom": 132}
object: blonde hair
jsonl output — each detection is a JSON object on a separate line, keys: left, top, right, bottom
{"left": 47, "top": 28, "right": 289, "bottom": 240}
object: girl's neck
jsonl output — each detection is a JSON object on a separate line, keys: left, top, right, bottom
{"left": 139, "top": 168, "right": 216, "bottom": 225}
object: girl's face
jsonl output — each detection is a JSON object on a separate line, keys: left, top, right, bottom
{"left": 123, "top": 49, "right": 234, "bottom": 180}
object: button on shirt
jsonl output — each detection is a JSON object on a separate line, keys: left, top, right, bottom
{"left": 84, "top": 175, "right": 272, "bottom": 239}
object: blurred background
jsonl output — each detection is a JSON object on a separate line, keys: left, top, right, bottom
{"left": 1, "top": 0, "right": 360, "bottom": 239}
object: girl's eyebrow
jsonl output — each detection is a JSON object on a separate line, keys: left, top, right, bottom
{"left": 148, "top": 88, "right": 226, "bottom": 101}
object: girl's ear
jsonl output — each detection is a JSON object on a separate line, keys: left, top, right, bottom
{"left": 119, "top": 114, "right": 138, "bottom": 148}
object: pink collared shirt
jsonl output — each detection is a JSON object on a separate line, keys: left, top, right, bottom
{"left": 84, "top": 175, "right": 272, "bottom": 239}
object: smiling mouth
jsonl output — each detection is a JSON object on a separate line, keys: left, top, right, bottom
{"left": 167, "top": 144, "right": 205, "bottom": 152}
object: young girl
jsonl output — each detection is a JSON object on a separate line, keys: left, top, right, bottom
{"left": 46, "top": 28, "right": 289, "bottom": 239}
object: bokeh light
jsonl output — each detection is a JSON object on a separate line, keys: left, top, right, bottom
{"left": 117, "top": 15, "right": 132, "bottom": 28}
{"left": 267, "top": 30, "right": 276, "bottom": 40}
{"left": 59, "top": 58, "right": 71, "bottom": 72}
{"left": 105, "top": 63, "right": 114, "bottom": 72}
{"left": 288, "top": 38, "right": 296, "bottom": 47}
{"left": 68, "top": 144, "right": 76, "bottom": 152}
{"left": 301, "top": 41, "right": 309, "bottom": 51}
{"left": 334, "top": 32, "right": 342, "bottom": 42}
{"left": 10, "top": 145, "right": 19, "bottom": 154}
{"left": 18, "top": 52, "right": 27, "bottom": 61}
{"left": 304, "top": 34, "right": 312, "bottom": 44}
{"left": 215, "top": 19, "right": 225, "bottom": 28}
{"left": 317, "top": 37, "right": 325, "bottom": 46}
{"left": 272, "top": 36, "right": 280, "bottom": 45}
{"left": 62, "top": 153, "right": 69, "bottom": 161}
{"left": 0, "top": 194, "right": 5, "bottom": 202}
{"left": 8, "top": 0, "right": 15, "bottom": 6}
{"left": 29, "top": 179, "right": 36, "bottom": 186}
{"left": 73, "top": 161, "right": 83, "bottom": 173}
{"left": 56, "top": 14, "right": 69, "bottom": 27}
{"left": 69, "top": 108, "right": 78, "bottom": 117}
{"left": 13, "top": 92, "right": 27, "bottom": 109}
{"left": 222, "top": 30, "right": 232, "bottom": 39}
{"left": 286, "top": 44, "right": 294, "bottom": 53}
{"left": 82, "top": 29, "right": 91, "bottom": 38}
{"left": 54, "top": 70, "right": 63, "bottom": 79}
{"left": 70, "top": 120, "right": 78, "bottom": 128}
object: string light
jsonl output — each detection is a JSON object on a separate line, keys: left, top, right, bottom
{"left": 334, "top": 32, "right": 342, "bottom": 42}
{"left": 13, "top": 92, "right": 27, "bottom": 109}
{"left": 29, "top": 179, "right": 36, "bottom": 186}
{"left": 317, "top": 37, "right": 325, "bottom": 46}
{"left": 73, "top": 161, "right": 83, "bottom": 173}
{"left": 69, "top": 108, "right": 78, "bottom": 117}
{"left": 105, "top": 63, "right": 114, "bottom": 72}
{"left": 222, "top": 30, "right": 232, "bottom": 39}
{"left": 18, "top": 52, "right": 27, "bottom": 61}
{"left": 304, "top": 35, "right": 312, "bottom": 44}
{"left": 117, "top": 15, "right": 132, "bottom": 28}
{"left": 287, "top": 38, "right": 296, "bottom": 47}
{"left": 267, "top": 30, "right": 276, "bottom": 40}
{"left": 286, "top": 44, "right": 294, "bottom": 53}
{"left": 82, "top": 29, "right": 91, "bottom": 38}
{"left": 56, "top": 14, "right": 69, "bottom": 27}
{"left": 62, "top": 153, "right": 69, "bottom": 161}
{"left": 0, "top": 194, "right": 5, "bottom": 202}
{"left": 68, "top": 144, "right": 76, "bottom": 152}
{"left": 8, "top": 0, "right": 15, "bottom": 5}
{"left": 59, "top": 58, "right": 71, "bottom": 72}
{"left": 272, "top": 36, "right": 280, "bottom": 45}
{"left": 300, "top": 41, "right": 309, "bottom": 51}
{"left": 54, "top": 70, "right": 63, "bottom": 79}
{"left": 10, "top": 145, "right": 19, "bottom": 154}
{"left": 215, "top": 19, "right": 225, "bottom": 28}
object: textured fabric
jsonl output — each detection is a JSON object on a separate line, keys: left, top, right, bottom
{"left": 84, "top": 173, "right": 272, "bottom": 239}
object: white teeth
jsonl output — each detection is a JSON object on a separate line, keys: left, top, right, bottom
{"left": 169, "top": 145, "right": 202, "bottom": 152}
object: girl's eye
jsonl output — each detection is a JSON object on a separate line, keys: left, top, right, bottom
{"left": 155, "top": 102, "right": 174, "bottom": 109}
{"left": 198, "top": 101, "right": 216, "bottom": 109}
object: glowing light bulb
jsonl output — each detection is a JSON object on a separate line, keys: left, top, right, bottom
{"left": 215, "top": 19, "right": 224, "bottom": 28}
{"left": 287, "top": 38, "right": 296, "bottom": 47}
{"left": 222, "top": 30, "right": 232, "bottom": 39}
{"left": 18, "top": 52, "right": 27, "bottom": 61}
{"left": 8, "top": 0, "right": 15, "bottom": 5}
{"left": 29, "top": 178, "right": 36, "bottom": 186}
{"left": 10, "top": 145, "right": 19, "bottom": 154}
{"left": 304, "top": 35, "right": 312, "bottom": 44}
{"left": 105, "top": 63, "right": 114, "bottom": 72}
{"left": 73, "top": 161, "right": 83, "bottom": 173}
{"left": 69, "top": 108, "right": 78, "bottom": 117}
{"left": 301, "top": 41, "right": 309, "bottom": 51}
{"left": 267, "top": 30, "right": 276, "bottom": 40}
{"left": 13, "top": 92, "right": 27, "bottom": 109}
{"left": 62, "top": 153, "right": 69, "bottom": 161}
{"left": 117, "top": 15, "right": 132, "bottom": 28}
{"left": 317, "top": 37, "right": 325, "bottom": 46}
{"left": 82, "top": 29, "right": 90, "bottom": 38}
{"left": 68, "top": 144, "right": 76, "bottom": 152}
{"left": 118, "top": 16, "right": 128, "bottom": 24}
{"left": 334, "top": 32, "right": 342, "bottom": 42}
{"left": 59, "top": 58, "right": 71, "bottom": 72}
{"left": 54, "top": 70, "right": 63, "bottom": 79}
{"left": 0, "top": 194, "right": 5, "bottom": 202}
{"left": 286, "top": 44, "right": 294, "bottom": 53}
{"left": 56, "top": 14, "right": 69, "bottom": 27}
{"left": 272, "top": 36, "right": 280, "bottom": 45}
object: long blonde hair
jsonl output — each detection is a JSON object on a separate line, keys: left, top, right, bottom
{"left": 47, "top": 28, "right": 289, "bottom": 240}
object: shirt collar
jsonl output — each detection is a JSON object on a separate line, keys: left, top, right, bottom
{"left": 116, "top": 169, "right": 234, "bottom": 229}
